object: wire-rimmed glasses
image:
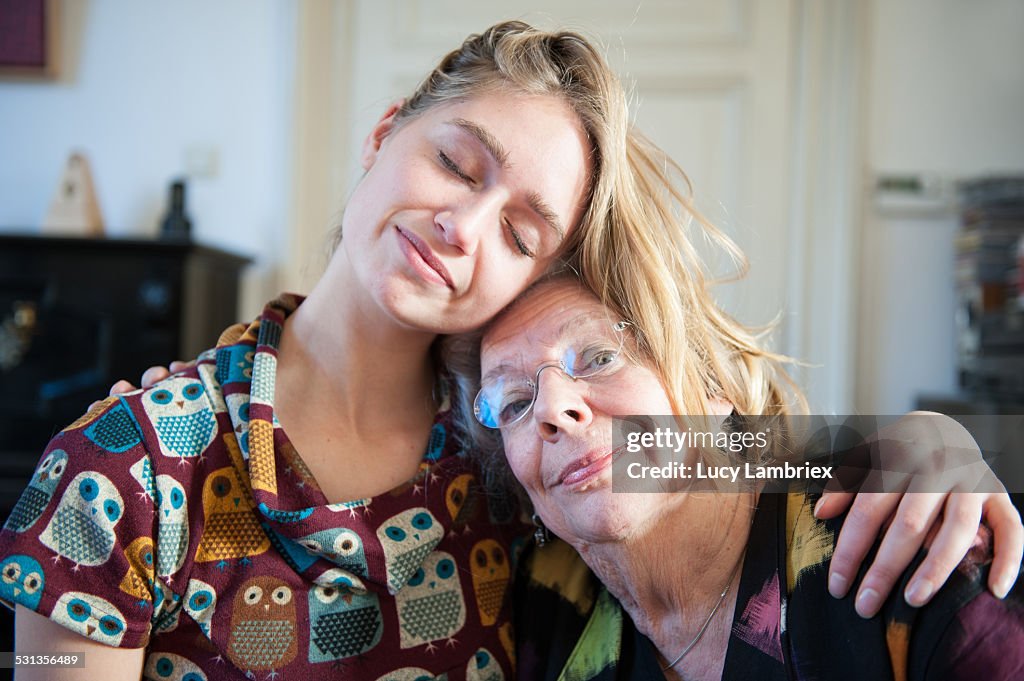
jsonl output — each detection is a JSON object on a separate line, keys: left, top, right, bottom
{"left": 474, "top": 320, "right": 631, "bottom": 429}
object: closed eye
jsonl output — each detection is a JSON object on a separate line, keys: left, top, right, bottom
{"left": 438, "top": 150, "right": 474, "bottom": 183}
{"left": 505, "top": 219, "right": 535, "bottom": 258}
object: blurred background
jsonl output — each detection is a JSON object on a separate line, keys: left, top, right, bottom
{"left": 0, "top": 0, "right": 1022, "bottom": 426}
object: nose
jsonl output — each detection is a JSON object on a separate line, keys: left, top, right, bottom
{"left": 435, "top": 191, "right": 504, "bottom": 256}
{"left": 532, "top": 366, "right": 593, "bottom": 442}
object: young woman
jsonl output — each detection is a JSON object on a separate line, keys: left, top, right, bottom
{"left": 1, "top": 21, "right": 1019, "bottom": 681}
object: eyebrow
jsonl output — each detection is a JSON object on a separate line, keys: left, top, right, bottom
{"left": 450, "top": 118, "right": 566, "bottom": 239}
{"left": 451, "top": 118, "right": 509, "bottom": 168}
{"left": 526, "top": 191, "right": 565, "bottom": 239}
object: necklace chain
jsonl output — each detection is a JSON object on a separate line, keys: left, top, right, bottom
{"left": 661, "top": 497, "right": 759, "bottom": 674}
{"left": 660, "top": 551, "right": 744, "bottom": 672}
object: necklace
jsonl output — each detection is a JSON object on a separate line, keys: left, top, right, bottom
{"left": 661, "top": 550, "right": 745, "bottom": 672}
{"left": 659, "top": 493, "right": 757, "bottom": 675}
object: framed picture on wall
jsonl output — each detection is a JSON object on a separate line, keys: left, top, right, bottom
{"left": 0, "top": 0, "right": 58, "bottom": 78}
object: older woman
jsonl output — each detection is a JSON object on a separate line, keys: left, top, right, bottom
{"left": 469, "top": 275, "right": 1024, "bottom": 681}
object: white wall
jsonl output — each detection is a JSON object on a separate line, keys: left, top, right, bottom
{"left": 857, "top": 0, "right": 1024, "bottom": 413}
{"left": 3, "top": 1, "right": 1021, "bottom": 412}
{"left": 0, "top": 0, "right": 298, "bottom": 319}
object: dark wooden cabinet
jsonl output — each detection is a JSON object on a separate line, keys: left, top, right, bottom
{"left": 0, "top": 234, "right": 250, "bottom": 667}
{"left": 0, "top": 233, "right": 251, "bottom": 460}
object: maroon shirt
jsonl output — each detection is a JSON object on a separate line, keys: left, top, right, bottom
{"left": 1, "top": 295, "right": 520, "bottom": 680}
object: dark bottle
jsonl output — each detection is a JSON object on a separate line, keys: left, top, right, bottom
{"left": 160, "top": 179, "right": 192, "bottom": 241}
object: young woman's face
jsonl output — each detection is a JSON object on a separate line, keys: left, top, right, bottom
{"left": 480, "top": 281, "right": 679, "bottom": 546}
{"left": 340, "top": 91, "right": 593, "bottom": 334}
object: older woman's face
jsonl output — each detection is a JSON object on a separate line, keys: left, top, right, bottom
{"left": 480, "top": 280, "right": 677, "bottom": 545}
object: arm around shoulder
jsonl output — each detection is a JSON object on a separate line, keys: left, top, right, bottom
{"left": 14, "top": 605, "right": 144, "bottom": 681}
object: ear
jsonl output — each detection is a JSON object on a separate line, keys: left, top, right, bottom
{"left": 360, "top": 99, "right": 406, "bottom": 170}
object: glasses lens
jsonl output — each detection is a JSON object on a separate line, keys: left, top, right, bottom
{"left": 474, "top": 376, "right": 535, "bottom": 429}
{"left": 473, "top": 320, "right": 631, "bottom": 430}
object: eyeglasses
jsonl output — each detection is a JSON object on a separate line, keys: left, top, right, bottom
{"left": 474, "top": 320, "right": 632, "bottom": 430}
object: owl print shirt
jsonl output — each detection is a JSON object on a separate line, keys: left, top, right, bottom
{"left": 0, "top": 294, "right": 521, "bottom": 681}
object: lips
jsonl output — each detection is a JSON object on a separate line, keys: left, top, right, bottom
{"left": 395, "top": 226, "right": 454, "bottom": 289}
{"left": 557, "top": 447, "right": 621, "bottom": 488}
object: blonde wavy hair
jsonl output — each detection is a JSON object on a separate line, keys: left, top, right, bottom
{"left": 337, "top": 20, "right": 804, "bottom": 488}
{"left": 428, "top": 27, "right": 807, "bottom": 495}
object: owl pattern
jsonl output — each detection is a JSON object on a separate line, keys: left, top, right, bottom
{"left": 279, "top": 438, "right": 319, "bottom": 490}
{"left": 470, "top": 539, "right": 510, "bottom": 627}
{"left": 326, "top": 498, "right": 372, "bottom": 514}
{"left": 143, "top": 377, "right": 218, "bottom": 460}
{"left": 129, "top": 456, "right": 157, "bottom": 502}
{"left": 377, "top": 508, "right": 444, "bottom": 593}
{"left": 466, "top": 648, "right": 504, "bottom": 681}
{"left": 40, "top": 471, "right": 123, "bottom": 566}
{"left": 315, "top": 567, "right": 368, "bottom": 592}
{"left": 152, "top": 579, "right": 182, "bottom": 633}
{"left": 155, "top": 474, "right": 189, "bottom": 576}
{"left": 258, "top": 502, "right": 313, "bottom": 524}
{"left": 183, "top": 578, "right": 217, "bottom": 638}
{"left": 195, "top": 466, "right": 270, "bottom": 564}
{"left": 247, "top": 419, "right": 277, "bottom": 494}
{"left": 225, "top": 392, "right": 251, "bottom": 457}
{"left": 297, "top": 527, "right": 368, "bottom": 577}
{"left": 196, "top": 361, "right": 227, "bottom": 415}
{"left": 307, "top": 582, "right": 383, "bottom": 662}
{"left": 0, "top": 554, "right": 45, "bottom": 610}
{"left": 263, "top": 524, "right": 319, "bottom": 574}
{"left": 250, "top": 352, "right": 277, "bottom": 406}
{"left": 4, "top": 449, "right": 67, "bottom": 533}
{"left": 445, "top": 472, "right": 479, "bottom": 532}
{"left": 120, "top": 535, "right": 155, "bottom": 601}
{"left": 227, "top": 575, "right": 298, "bottom": 671}
{"left": 395, "top": 551, "right": 466, "bottom": 649}
{"left": 215, "top": 344, "right": 254, "bottom": 386}
{"left": 52, "top": 591, "right": 127, "bottom": 646}
{"left": 84, "top": 401, "right": 143, "bottom": 453}
{"left": 0, "top": 297, "right": 518, "bottom": 679}
{"left": 143, "top": 651, "right": 208, "bottom": 681}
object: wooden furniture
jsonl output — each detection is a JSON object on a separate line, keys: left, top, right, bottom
{"left": 0, "top": 233, "right": 251, "bottom": 460}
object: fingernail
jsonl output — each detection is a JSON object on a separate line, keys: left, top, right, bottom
{"left": 905, "top": 579, "right": 933, "bottom": 607}
{"left": 813, "top": 497, "right": 825, "bottom": 518}
{"left": 994, "top": 577, "right": 1012, "bottom": 599}
{"left": 829, "top": 572, "right": 849, "bottom": 598}
{"left": 856, "top": 588, "right": 880, "bottom": 618}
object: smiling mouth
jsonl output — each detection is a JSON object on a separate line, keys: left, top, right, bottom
{"left": 557, "top": 445, "right": 627, "bottom": 489}
{"left": 395, "top": 226, "right": 454, "bottom": 289}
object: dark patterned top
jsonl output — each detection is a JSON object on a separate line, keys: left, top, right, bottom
{"left": 0, "top": 295, "right": 522, "bottom": 681}
{"left": 516, "top": 493, "right": 1024, "bottom": 681}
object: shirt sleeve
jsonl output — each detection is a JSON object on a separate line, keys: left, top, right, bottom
{"left": 919, "top": 586, "right": 1024, "bottom": 680}
{"left": 0, "top": 395, "right": 157, "bottom": 648}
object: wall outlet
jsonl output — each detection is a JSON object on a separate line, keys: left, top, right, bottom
{"left": 872, "top": 171, "right": 956, "bottom": 217}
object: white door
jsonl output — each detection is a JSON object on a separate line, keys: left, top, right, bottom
{"left": 291, "top": 0, "right": 861, "bottom": 411}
